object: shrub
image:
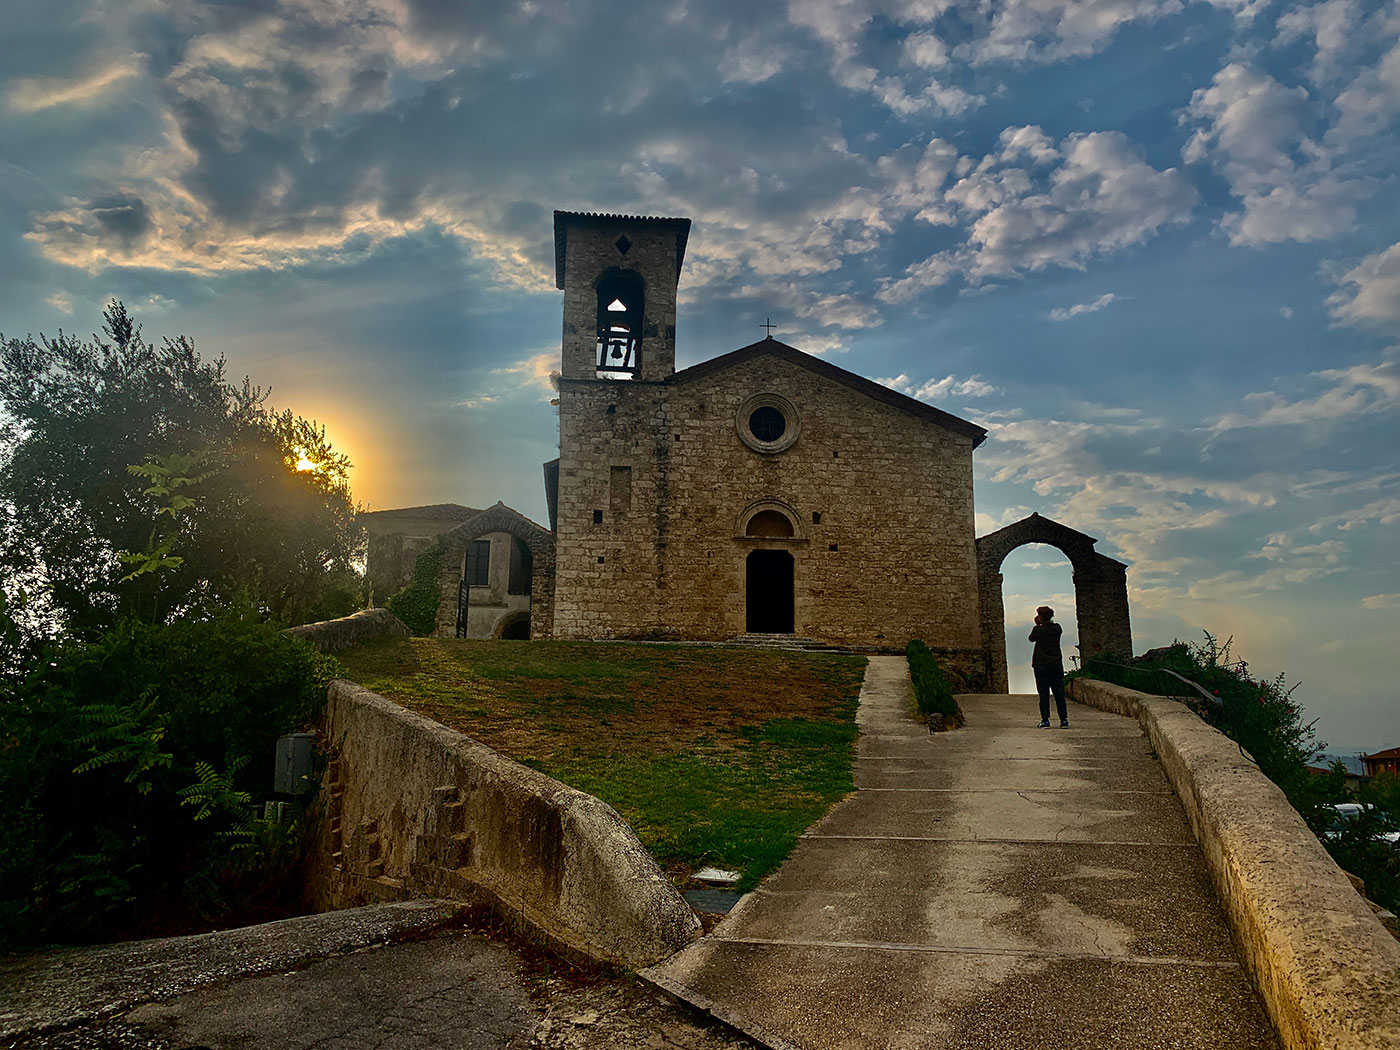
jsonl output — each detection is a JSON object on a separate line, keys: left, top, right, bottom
{"left": 1094, "top": 633, "right": 1400, "bottom": 913}
{"left": 0, "top": 610, "right": 338, "bottom": 949}
{"left": 385, "top": 539, "right": 446, "bottom": 636}
{"left": 906, "top": 640, "right": 964, "bottom": 728}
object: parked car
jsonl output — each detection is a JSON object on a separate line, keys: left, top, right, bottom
{"left": 1324, "top": 803, "right": 1400, "bottom": 844}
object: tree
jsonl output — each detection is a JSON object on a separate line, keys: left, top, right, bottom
{"left": 0, "top": 300, "right": 364, "bottom": 634}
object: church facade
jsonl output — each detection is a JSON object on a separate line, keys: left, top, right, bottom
{"left": 545, "top": 211, "right": 990, "bottom": 678}
{"left": 419, "top": 210, "right": 1133, "bottom": 689}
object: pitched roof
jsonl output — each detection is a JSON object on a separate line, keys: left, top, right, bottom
{"left": 671, "top": 337, "right": 988, "bottom": 447}
{"left": 1363, "top": 746, "right": 1400, "bottom": 761}
{"left": 553, "top": 211, "right": 692, "bottom": 288}
{"left": 357, "top": 503, "right": 480, "bottom": 521}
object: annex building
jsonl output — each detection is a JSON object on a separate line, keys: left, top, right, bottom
{"left": 367, "top": 210, "right": 1133, "bottom": 689}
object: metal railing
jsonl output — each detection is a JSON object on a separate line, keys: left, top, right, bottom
{"left": 1082, "top": 657, "right": 1223, "bottom": 719}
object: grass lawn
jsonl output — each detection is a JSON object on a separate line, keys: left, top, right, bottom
{"left": 336, "top": 638, "right": 867, "bottom": 890}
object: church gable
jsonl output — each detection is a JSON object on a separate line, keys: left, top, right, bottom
{"left": 671, "top": 338, "right": 987, "bottom": 448}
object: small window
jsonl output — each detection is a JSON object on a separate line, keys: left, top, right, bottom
{"left": 465, "top": 539, "right": 490, "bottom": 586}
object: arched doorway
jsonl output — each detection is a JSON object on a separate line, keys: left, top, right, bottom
{"left": 999, "top": 543, "right": 1077, "bottom": 695}
{"left": 495, "top": 610, "right": 531, "bottom": 639}
{"left": 976, "top": 513, "right": 1132, "bottom": 693}
{"left": 746, "top": 549, "right": 794, "bottom": 633}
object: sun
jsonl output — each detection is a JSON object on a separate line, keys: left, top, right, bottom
{"left": 294, "top": 454, "right": 317, "bottom": 472}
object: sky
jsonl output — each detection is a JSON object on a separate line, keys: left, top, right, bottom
{"left": 1, "top": 0, "right": 1397, "bottom": 750}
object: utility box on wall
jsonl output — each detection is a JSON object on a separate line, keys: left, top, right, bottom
{"left": 275, "top": 732, "right": 316, "bottom": 795}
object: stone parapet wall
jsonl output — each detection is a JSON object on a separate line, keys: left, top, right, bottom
{"left": 1068, "top": 677, "right": 1400, "bottom": 1050}
{"left": 284, "top": 608, "right": 409, "bottom": 652}
{"left": 554, "top": 353, "right": 983, "bottom": 650}
{"left": 305, "top": 680, "right": 700, "bottom": 969}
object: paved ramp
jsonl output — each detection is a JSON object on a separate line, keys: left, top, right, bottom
{"left": 643, "top": 656, "right": 1281, "bottom": 1050}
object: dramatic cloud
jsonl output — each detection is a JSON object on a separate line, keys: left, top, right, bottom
{"left": 1182, "top": 62, "right": 1371, "bottom": 246}
{"left": 882, "top": 130, "right": 1195, "bottom": 299}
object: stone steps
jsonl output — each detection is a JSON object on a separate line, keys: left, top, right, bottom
{"left": 723, "top": 634, "right": 855, "bottom": 653}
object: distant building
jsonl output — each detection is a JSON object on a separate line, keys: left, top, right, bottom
{"left": 361, "top": 504, "right": 479, "bottom": 599}
{"left": 1362, "top": 747, "right": 1400, "bottom": 778}
{"left": 362, "top": 503, "right": 537, "bottom": 639}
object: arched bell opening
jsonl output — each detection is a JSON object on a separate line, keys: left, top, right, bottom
{"left": 594, "top": 268, "right": 645, "bottom": 378}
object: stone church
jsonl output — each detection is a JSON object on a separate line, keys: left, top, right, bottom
{"left": 396, "top": 210, "right": 1133, "bottom": 689}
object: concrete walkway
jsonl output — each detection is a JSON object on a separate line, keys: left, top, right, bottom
{"left": 643, "top": 656, "right": 1281, "bottom": 1050}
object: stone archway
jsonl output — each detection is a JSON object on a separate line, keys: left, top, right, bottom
{"left": 976, "top": 513, "right": 1132, "bottom": 693}
{"left": 433, "top": 502, "right": 556, "bottom": 640}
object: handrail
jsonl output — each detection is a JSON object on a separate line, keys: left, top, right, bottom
{"left": 1082, "top": 657, "right": 1224, "bottom": 714}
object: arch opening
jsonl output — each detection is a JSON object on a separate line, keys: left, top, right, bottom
{"left": 975, "top": 512, "right": 1132, "bottom": 693}
{"left": 1000, "top": 544, "right": 1077, "bottom": 695}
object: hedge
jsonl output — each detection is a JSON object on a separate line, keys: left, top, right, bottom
{"left": 907, "top": 640, "right": 965, "bottom": 727}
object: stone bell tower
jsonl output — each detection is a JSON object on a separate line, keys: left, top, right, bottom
{"left": 553, "top": 211, "right": 691, "bottom": 383}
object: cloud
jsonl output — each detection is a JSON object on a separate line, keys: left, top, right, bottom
{"left": 491, "top": 351, "right": 557, "bottom": 396}
{"left": 1212, "top": 357, "right": 1400, "bottom": 429}
{"left": 878, "top": 373, "right": 1002, "bottom": 399}
{"left": 947, "top": 0, "right": 1182, "bottom": 66}
{"left": 1327, "top": 241, "right": 1400, "bottom": 326}
{"left": 7, "top": 62, "right": 139, "bottom": 113}
{"left": 971, "top": 343, "right": 1399, "bottom": 607}
{"left": 1361, "top": 593, "right": 1400, "bottom": 609}
{"left": 1181, "top": 62, "right": 1371, "bottom": 246}
{"left": 882, "top": 130, "right": 1195, "bottom": 299}
{"left": 1048, "top": 292, "right": 1118, "bottom": 321}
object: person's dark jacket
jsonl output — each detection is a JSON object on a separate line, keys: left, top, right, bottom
{"left": 1029, "top": 622, "right": 1063, "bottom": 666}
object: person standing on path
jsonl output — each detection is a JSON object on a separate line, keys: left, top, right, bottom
{"left": 1029, "top": 606, "right": 1069, "bottom": 728}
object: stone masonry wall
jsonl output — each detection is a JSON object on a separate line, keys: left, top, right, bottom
{"left": 553, "top": 352, "right": 982, "bottom": 651}
{"left": 284, "top": 608, "right": 409, "bottom": 652}
{"left": 306, "top": 679, "right": 700, "bottom": 968}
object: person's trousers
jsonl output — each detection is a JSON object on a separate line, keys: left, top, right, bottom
{"left": 1034, "top": 663, "right": 1067, "bottom": 723}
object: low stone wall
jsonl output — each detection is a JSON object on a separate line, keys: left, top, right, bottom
{"left": 306, "top": 679, "right": 701, "bottom": 969}
{"left": 284, "top": 608, "right": 409, "bottom": 652}
{"left": 1067, "top": 677, "right": 1400, "bottom": 1050}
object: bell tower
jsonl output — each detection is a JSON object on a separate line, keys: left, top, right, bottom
{"left": 553, "top": 211, "right": 690, "bottom": 383}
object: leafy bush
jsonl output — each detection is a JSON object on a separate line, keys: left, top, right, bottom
{"left": 0, "top": 301, "right": 365, "bottom": 634}
{"left": 1324, "top": 771, "right": 1400, "bottom": 913}
{"left": 906, "top": 640, "right": 964, "bottom": 727}
{"left": 385, "top": 539, "right": 446, "bottom": 636}
{"left": 0, "top": 608, "right": 338, "bottom": 949}
{"left": 1095, "top": 633, "right": 1400, "bottom": 914}
{"left": 1122, "top": 634, "right": 1325, "bottom": 819}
